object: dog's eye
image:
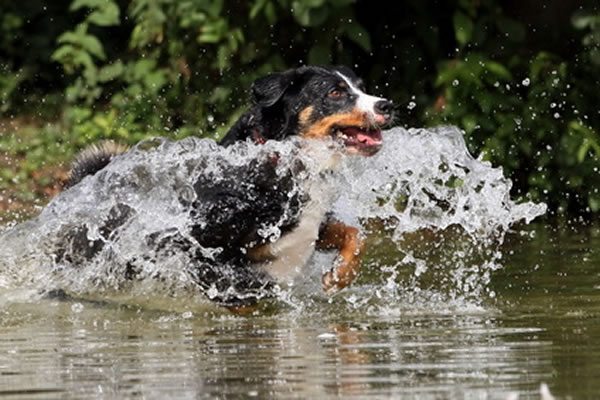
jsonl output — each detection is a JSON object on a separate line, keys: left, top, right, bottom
{"left": 328, "top": 89, "right": 344, "bottom": 99}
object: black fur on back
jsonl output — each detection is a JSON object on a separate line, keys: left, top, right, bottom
{"left": 53, "top": 149, "right": 307, "bottom": 307}
{"left": 56, "top": 65, "right": 381, "bottom": 307}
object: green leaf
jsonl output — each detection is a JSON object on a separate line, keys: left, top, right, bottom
{"left": 87, "top": 3, "right": 120, "bottom": 26}
{"left": 144, "top": 71, "right": 167, "bottom": 91}
{"left": 51, "top": 45, "right": 76, "bottom": 64}
{"left": 78, "top": 34, "right": 106, "bottom": 60}
{"left": 217, "top": 46, "right": 231, "bottom": 70}
{"left": 589, "top": 196, "right": 600, "bottom": 212}
{"left": 198, "top": 20, "right": 227, "bottom": 43}
{"left": 250, "top": 0, "right": 267, "bottom": 19}
{"left": 571, "top": 12, "right": 598, "bottom": 30}
{"left": 577, "top": 139, "right": 591, "bottom": 163}
{"left": 264, "top": 2, "right": 276, "bottom": 24}
{"left": 485, "top": 61, "right": 512, "bottom": 80}
{"left": 131, "top": 59, "right": 157, "bottom": 80}
{"left": 197, "top": 31, "right": 221, "bottom": 44}
{"left": 453, "top": 11, "right": 473, "bottom": 47}
{"left": 205, "top": 0, "right": 224, "bottom": 17}
{"left": 57, "top": 31, "right": 106, "bottom": 60}
{"left": 70, "top": 0, "right": 105, "bottom": 11}
{"left": 98, "top": 61, "right": 124, "bottom": 82}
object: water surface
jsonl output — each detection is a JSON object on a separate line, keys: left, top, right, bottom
{"left": 0, "top": 221, "right": 598, "bottom": 399}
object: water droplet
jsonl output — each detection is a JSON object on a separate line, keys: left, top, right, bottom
{"left": 207, "top": 285, "right": 218, "bottom": 299}
{"left": 452, "top": 79, "right": 460, "bottom": 87}
{"left": 71, "top": 303, "right": 84, "bottom": 313}
{"left": 522, "top": 78, "right": 530, "bottom": 86}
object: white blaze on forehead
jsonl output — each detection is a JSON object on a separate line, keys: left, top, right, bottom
{"left": 336, "top": 71, "right": 385, "bottom": 115}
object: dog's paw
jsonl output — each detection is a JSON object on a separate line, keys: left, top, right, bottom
{"left": 322, "top": 252, "right": 362, "bottom": 294}
{"left": 322, "top": 270, "right": 341, "bottom": 294}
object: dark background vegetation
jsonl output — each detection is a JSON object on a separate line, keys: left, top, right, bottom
{"left": 0, "top": 0, "right": 598, "bottom": 217}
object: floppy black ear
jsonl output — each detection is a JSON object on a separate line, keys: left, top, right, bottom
{"left": 251, "top": 70, "right": 296, "bottom": 107}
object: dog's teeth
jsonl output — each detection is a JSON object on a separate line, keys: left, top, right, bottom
{"left": 334, "top": 130, "right": 349, "bottom": 140}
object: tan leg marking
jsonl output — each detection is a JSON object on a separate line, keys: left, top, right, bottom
{"left": 316, "top": 221, "right": 364, "bottom": 293}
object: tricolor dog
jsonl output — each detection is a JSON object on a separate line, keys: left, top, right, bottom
{"left": 66, "top": 65, "right": 395, "bottom": 312}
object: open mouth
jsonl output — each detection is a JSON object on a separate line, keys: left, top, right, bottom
{"left": 333, "top": 126, "right": 383, "bottom": 156}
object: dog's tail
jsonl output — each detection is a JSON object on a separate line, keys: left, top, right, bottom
{"left": 67, "top": 141, "right": 128, "bottom": 188}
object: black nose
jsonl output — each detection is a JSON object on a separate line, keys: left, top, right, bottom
{"left": 374, "top": 100, "right": 393, "bottom": 116}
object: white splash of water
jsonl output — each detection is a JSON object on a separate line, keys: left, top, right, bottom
{"left": 335, "top": 126, "right": 545, "bottom": 235}
{"left": 324, "top": 126, "right": 546, "bottom": 311}
{"left": 0, "top": 127, "right": 546, "bottom": 310}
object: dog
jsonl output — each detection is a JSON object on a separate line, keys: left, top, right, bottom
{"left": 64, "top": 65, "right": 395, "bottom": 312}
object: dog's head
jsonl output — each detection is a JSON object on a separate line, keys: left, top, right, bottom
{"left": 251, "top": 65, "right": 395, "bottom": 156}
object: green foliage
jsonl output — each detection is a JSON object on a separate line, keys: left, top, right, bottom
{"left": 52, "top": 0, "right": 120, "bottom": 104}
{"left": 0, "top": 0, "right": 598, "bottom": 215}
{"left": 427, "top": 0, "right": 599, "bottom": 213}
{"left": 0, "top": 11, "right": 26, "bottom": 113}
{"left": 46, "top": 0, "right": 372, "bottom": 143}
{"left": 572, "top": 10, "right": 600, "bottom": 65}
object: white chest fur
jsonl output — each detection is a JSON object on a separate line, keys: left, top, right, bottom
{"left": 259, "top": 190, "right": 330, "bottom": 284}
{"left": 258, "top": 145, "right": 340, "bottom": 285}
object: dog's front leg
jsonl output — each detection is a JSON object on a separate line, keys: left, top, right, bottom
{"left": 316, "top": 219, "right": 364, "bottom": 293}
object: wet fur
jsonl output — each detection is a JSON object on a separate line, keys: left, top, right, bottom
{"left": 61, "top": 65, "right": 394, "bottom": 309}
{"left": 220, "top": 65, "right": 386, "bottom": 144}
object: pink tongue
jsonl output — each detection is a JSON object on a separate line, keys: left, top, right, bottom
{"left": 356, "top": 132, "right": 382, "bottom": 145}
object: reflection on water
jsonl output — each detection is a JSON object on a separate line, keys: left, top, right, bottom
{"left": 0, "top": 221, "right": 598, "bottom": 399}
{"left": 0, "top": 302, "right": 551, "bottom": 399}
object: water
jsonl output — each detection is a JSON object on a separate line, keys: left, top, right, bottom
{"left": 0, "top": 222, "right": 598, "bottom": 399}
{"left": 1, "top": 127, "right": 595, "bottom": 398}
{"left": 0, "top": 127, "right": 545, "bottom": 305}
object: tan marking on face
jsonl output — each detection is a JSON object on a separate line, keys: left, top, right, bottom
{"left": 298, "top": 106, "right": 314, "bottom": 128}
{"left": 301, "top": 109, "right": 368, "bottom": 139}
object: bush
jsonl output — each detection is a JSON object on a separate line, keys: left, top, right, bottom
{"left": 0, "top": 0, "right": 598, "bottom": 214}
{"left": 427, "top": 1, "right": 600, "bottom": 213}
